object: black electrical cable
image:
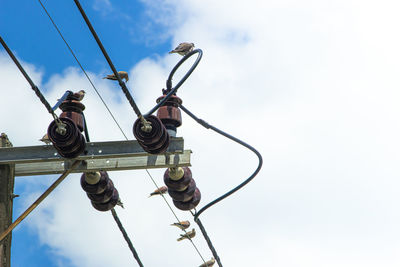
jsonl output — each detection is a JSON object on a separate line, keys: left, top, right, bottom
{"left": 111, "top": 208, "right": 144, "bottom": 267}
{"left": 179, "top": 104, "right": 263, "bottom": 219}
{"left": 37, "top": 0, "right": 129, "bottom": 140}
{"left": 145, "top": 49, "right": 203, "bottom": 117}
{"left": 0, "top": 36, "right": 55, "bottom": 116}
{"left": 181, "top": 104, "right": 263, "bottom": 267}
{"left": 195, "top": 216, "right": 223, "bottom": 267}
{"left": 72, "top": 0, "right": 143, "bottom": 118}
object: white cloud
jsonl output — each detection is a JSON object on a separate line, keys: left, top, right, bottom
{"left": 3, "top": 0, "right": 400, "bottom": 266}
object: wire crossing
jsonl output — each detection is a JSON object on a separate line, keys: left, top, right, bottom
{"left": 37, "top": 0, "right": 129, "bottom": 140}
{"left": 72, "top": 0, "right": 148, "bottom": 127}
{"left": 36, "top": 3, "right": 208, "bottom": 264}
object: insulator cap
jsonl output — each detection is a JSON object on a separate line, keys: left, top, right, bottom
{"left": 59, "top": 100, "right": 85, "bottom": 132}
{"left": 90, "top": 188, "right": 119, "bottom": 212}
{"left": 164, "top": 167, "right": 192, "bottom": 191}
{"left": 47, "top": 117, "right": 86, "bottom": 159}
{"left": 81, "top": 171, "right": 109, "bottom": 194}
{"left": 168, "top": 178, "right": 197, "bottom": 202}
{"left": 173, "top": 188, "right": 201, "bottom": 211}
{"left": 133, "top": 115, "right": 170, "bottom": 154}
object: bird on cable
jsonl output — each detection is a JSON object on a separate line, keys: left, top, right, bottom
{"left": 70, "top": 90, "right": 86, "bottom": 101}
{"left": 171, "top": 220, "right": 191, "bottom": 230}
{"left": 177, "top": 228, "right": 196, "bottom": 241}
{"left": 148, "top": 186, "right": 168, "bottom": 197}
{"left": 169, "top": 42, "right": 195, "bottom": 56}
{"left": 199, "top": 257, "right": 216, "bottom": 267}
{"left": 103, "top": 71, "right": 129, "bottom": 82}
{"left": 39, "top": 133, "right": 52, "bottom": 145}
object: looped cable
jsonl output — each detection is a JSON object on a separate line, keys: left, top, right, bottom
{"left": 145, "top": 49, "right": 203, "bottom": 117}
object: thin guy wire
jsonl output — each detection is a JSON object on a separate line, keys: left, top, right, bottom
{"left": 111, "top": 208, "right": 144, "bottom": 267}
{"left": 37, "top": 2, "right": 207, "bottom": 263}
{"left": 73, "top": 0, "right": 144, "bottom": 119}
{"left": 38, "top": 0, "right": 128, "bottom": 140}
{"left": 145, "top": 169, "right": 207, "bottom": 265}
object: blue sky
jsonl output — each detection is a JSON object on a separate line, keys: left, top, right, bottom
{"left": 2, "top": 0, "right": 400, "bottom": 266}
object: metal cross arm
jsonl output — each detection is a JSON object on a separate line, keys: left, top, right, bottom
{"left": 0, "top": 138, "right": 191, "bottom": 176}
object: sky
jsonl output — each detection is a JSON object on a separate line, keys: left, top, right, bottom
{"left": 1, "top": 0, "right": 400, "bottom": 266}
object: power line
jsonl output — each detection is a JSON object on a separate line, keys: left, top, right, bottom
{"left": 37, "top": 2, "right": 208, "bottom": 265}
{"left": 111, "top": 208, "right": 144, "bottom": 267}
{"left": 37, "top": 0, "right": 129, "bottom": 140}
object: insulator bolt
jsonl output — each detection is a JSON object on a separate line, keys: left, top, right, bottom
{"left": 85, "top": 171, "right": 101, "bottom": 185}
{"left": 168, "top": 167, "right": 185, "bottom": 181}
{"left": 56, "top": 123, "right": 67, "bottom": 135}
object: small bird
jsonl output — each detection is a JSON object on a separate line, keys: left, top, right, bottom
{"left": 148, "top": 186, "right": 168, "bottom": 197}
{"left": 103, "top": 71, "right": 129, "bottom": 82}
{"left": 39, "top": 134, "right": 52, "bottom": 145}
{"left": 71, "top": 90, "right": 86, "bottom": 101}
{"left": 177, "top": 228, "right": 196, "bottom": 241}
{"left": 171, "top": 220, "right": 191, "bottom": 230}
{"left": 169, "top": 42, "right": 195, "bottom": 56}
{"left": 199, "top": 257, "right": 216, "bottom": 267}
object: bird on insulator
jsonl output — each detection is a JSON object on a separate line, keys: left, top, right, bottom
{"left": 171, "top": 220, "right": 190, "bottom": 230}
{"left": 199, "top": 257, "right": 216, "bottom": 267}
{"left": 39, "top": 133, "right": 52, "bottom": 145}
{"left": 148, "top": 186, "right": 168, "bottom": 197}
{"left": 72, "top": 90, "right": 86, "bottom": 101}
{"left": 169, "top": 42, "right": 195, "bottom": 56}
{"left": 177, "top": 228, "right": 196, "bottom": 241}
{"left": 103, "top": 71, "right": 129, "bottom": 82}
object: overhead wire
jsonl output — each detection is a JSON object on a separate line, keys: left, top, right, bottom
{"left": 37, "top": 0, "right": 128, "bottom": 140}
{"left": 37, "top": 1, "right": 208, "bottom": 265}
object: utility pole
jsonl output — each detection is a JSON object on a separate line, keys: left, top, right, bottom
{"left": 0, "top": 133, "right": 14, "bottom": 267}
{"left": 0, "top": 135, "right": 191, "bottom": 266}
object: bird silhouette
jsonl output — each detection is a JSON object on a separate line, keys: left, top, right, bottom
{"left": 177, "top": 228, "right": 196, "bottom": 241}
{"left": 171, "top": 220, "right": 191, "bottom": 230}
{"left": 148, "top": 186, "right": 168, "bottom": 197}
{"left": 169, "top": 42, "right": 195, "bottom": 56}
{"left": 103, "top": 71, "right": 129, "bottom": 82}
{"left": 199, "top": 257, "right": 216, "bottom": 267}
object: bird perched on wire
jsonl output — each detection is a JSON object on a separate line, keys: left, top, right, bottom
{"left": 103, "top": 71, "right": 129, "bottom": 82}
{"left": 39, "top": 133, "right": 52, "bottom": 145}
{"left": 171, "top": 220, "right": 191, "bottom": 230}
{"left": 199, "top": 257, "right": 216, "bottom": 267}
{"left": 148, "top": 186, "right": 168, "bottom": 197}
{"left": 169, "top": 42, "right": 195, "bottom": 56}
{"left": 70, "top": 90, "right": 86, "bottom": 101}
{"left": 177, "top": 228, "right": 196, "bottom": 241}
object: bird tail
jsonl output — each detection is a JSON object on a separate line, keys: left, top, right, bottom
{"left": 177, "top": 236, "right": 185, "bottom": 241}
{"left": 169, "top": 51, "right": 176, "bottom": 54}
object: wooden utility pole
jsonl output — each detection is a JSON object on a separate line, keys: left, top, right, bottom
{"left": 0, "top": 133, "right": 14, "bottom": 267}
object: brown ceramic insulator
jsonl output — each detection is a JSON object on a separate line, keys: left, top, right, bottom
{"left": 56, "top": 133, "right": 86, "bottom": 159}
{"left": 133, "top": 115, "right": 170, "bottom": 154}
{"left": 48, "top": 117, "right": 79, "bottom": 147}
{"left": 80, "top": 171, "right": 109, "bottom": 194}
{"left": 59, "top": 100, "right": 86, "bottom": 132}
{"left": 91, "top": 188, "right": 119, "bottom": 212}
{"left": 173, "top": 188, "right": 201, "bottom": 211}
{"left": 60, "top": 112, "right": 84, "bottom": 132}
{"left": 87, "top": 179, "right": 115, "bottom": 203}
{"left": 156, "top": 94, "right": 182, "bottom": 128}
{"left": 167, "top": 178, "right": 196, "bottom": 202}
{"left": 164, "top": 167, "right": 192, "bottom": 191}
